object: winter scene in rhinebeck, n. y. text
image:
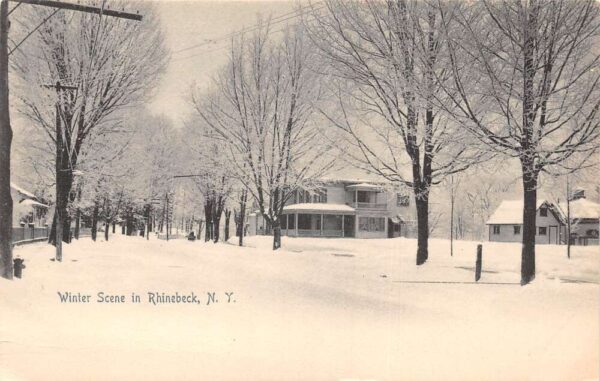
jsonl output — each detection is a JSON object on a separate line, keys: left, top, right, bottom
{"left": 0, "top": 0, "right": 599, "bottom": 380}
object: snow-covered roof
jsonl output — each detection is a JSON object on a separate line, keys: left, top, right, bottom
{"left": 283, "top": 203, "right": 355, "bottom": 213}
{"left": 564, "top": 198, "right": 600, "bottom": 219}
{"left": 10, "top": 182, "right": 37, "bottom": 200}
{"left": 345, "top": 183, "right": 384, "bottom": 191}
{"left": 486, "top": 199, "right": 559, "bottom": 225}
{"left": 19, "top": 199, "right": 48, "bottom": 208}
{"left": 318, "top": 177, "right": 391, "bottom": 186}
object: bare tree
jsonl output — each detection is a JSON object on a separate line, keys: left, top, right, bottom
{"left": 305, "top": 0, "right": 486, "bottom": 264}
{"left": 11, "top": 2, "right": 167, "bottom": 256}
{"left": 443, "top": 0, "right": 600, "bottom": 284}
{"left": 193, "top": 21, "right": 333, "bottom": 250}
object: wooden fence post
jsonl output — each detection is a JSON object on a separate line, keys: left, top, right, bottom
{"left": 475, "top": 244, "right": 482, "bottom": 282}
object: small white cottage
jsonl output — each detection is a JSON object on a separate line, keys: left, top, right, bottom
{"left": 486, "top": 199, "right": 565, "bottom": 245}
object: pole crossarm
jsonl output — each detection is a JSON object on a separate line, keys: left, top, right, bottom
{"left": 8, "top": 0, "right": 143, "bottom": 21}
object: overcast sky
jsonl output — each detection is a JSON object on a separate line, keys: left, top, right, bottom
{"left": 150, "top": 1, "right": 296, "bottom": 127}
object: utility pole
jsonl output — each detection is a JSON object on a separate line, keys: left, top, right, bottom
{"left": 0, "top": 0, "right": 12, "bottom": 279}
{"left": 47, "top": 81, "right": 76, "bottom": 261}
{"left": 0, "top": 0, "right": 142, "bottom": 275}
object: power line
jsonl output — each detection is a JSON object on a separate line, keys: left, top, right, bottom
{"left": 172, "top": 2, "right": 323, "bottom": 55}
{"left": 170, "top": 4, "right": 325, "bottom": 64}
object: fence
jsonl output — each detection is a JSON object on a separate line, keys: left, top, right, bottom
{"left": 12, "top": 226, "right": 49, "bottom": 244}
{"left": 12, "top": 226, "right": 94, "bottom": 245}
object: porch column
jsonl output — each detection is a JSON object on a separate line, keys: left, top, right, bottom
{"left": 341, "top": 214, "right": 345, "bottom": 238}
{"left": 320, "top": 213, "right": 323, "bottom": 236}
{"left": 295, "top": 213, "right": 298, "bottom": 236}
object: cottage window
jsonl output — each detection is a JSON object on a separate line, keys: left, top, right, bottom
{"left": 538, "top": 227, "right": 547, "bottom": 235}
{"left": 493, "top": 225, "right": 500, "bottom": 235}
{"left": 539, "top": 207, "right": 548, "bottom": 217}
{"left": 513, "top": 225, "right": 521, "bottom": 235}
{"left": 397, "top": 194, "right": 410, "bottom": 207}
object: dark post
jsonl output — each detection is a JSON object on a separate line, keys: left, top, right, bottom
{"left": 0, "top": 0, "right": 13, "bottom": 280}
{"left": 475, "top": 244, "right": 482, "bottom": 282}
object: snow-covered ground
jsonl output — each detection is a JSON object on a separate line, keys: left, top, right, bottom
{"left": 0, "top": 234, "right": 598, "bottom": 381}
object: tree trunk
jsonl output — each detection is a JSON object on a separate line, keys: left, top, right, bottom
{"left": 224, "top": 209, "right": 231, "bottom": 242}
{"left": 197, "top": 219, "right": 203, "bottom": 240}
{"left": 91, "top": 202, "right": 99, "bottom": 242}
{"left": 272, "top": 219, "right": 281, "bottom": 250}
{"left": 0, "top": 0, "right": 13, "bottom": 279}
{"left": 450, "top": 191, "right": 454, "bottom": 257}
{"left": 238, "top": 190, "right": 247, "bottom": 246}
{"left": 213, "top": 214, "right": 222, "bottom": 243}
{"left": 112, "top": 221, "right": 116, "bottom": 234}
{"left": 566, "top": 177, "right": 571, "bottom": 259}
{"left": 415, "top": 196, "right": 429, "bottom": 265}
{"left": 204, "top": 200, "right": 213, "bottom": 242}
{"left": 521, "top": 175, "right": 537, "bottom": 285}
{"left": 104, "top": 221, "right": 109, "bottom": 241}
{"left": 74, "top": 208, "right": 80, "bottom": 239}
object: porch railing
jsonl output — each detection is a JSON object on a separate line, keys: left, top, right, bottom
{"left": 296, "top": 229, "right": 344, "bottom": 237}
{"left": 351, "top": 202, "right": 387, "bottom": 210}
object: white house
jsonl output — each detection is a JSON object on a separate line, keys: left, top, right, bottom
{"left": 557, "top": 190, "right": 600, "bottom": 246}
{"left": 486, "top": 199, "right": 566, "bottom": 244}
{"left": 11, "top": 182, "right": 49, "bottom": 227}
{"left": 247, "top": 178, "right": 415, "bottom": 239}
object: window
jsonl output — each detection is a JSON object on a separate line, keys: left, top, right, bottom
{"left": 298, "top": 214, "right": 312, "bottom": 230}
{"left": 513, "top": 225, "right": 521, "bottom": 235}
{"left": 539, "top": 227, "right": 547, "bottom": 235}
{"left": 298, "top": 214, "right": 321, "bottom": 230}
{"left": 493, "top": 225, "right": 500, "bottom": 235}
{"left": 359, "top": 217, "right": 385, "bottom": 232}
{"left": 281, "top": 215, "right": 287, "bottom": 229}
{"left": 539, "top": 207, "right": 548, "bottom": 217}
{"left": 323, "top": 215, "right": 342, "bottom": 231}
{"left": 288, "top": 214, "right": 295, "bottom": 229}
{"left": 320, "top": 189, "right": 327, "bottom": 203}
{"left": 357, "top": 191, "right": 369, "bottom": 203}
{"left": 397, "top": 194, "right": 410, "bottom": 207}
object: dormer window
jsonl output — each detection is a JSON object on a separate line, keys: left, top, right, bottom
{"left": 539, "top": 207, "right": 548, "bottom": 217}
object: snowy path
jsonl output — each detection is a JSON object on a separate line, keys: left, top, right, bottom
{"left": 0, "top": 235, "right": 597, "bottom": 381}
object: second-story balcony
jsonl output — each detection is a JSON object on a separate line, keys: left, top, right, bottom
{"left": 349, "top": 202, "right": 387, "bottom": 210}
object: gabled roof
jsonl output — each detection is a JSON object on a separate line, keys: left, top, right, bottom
{"left": 486, "top": 199, "right": 564, "bottom": 225}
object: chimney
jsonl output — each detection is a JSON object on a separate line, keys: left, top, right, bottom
{"left": 572, "top": 188, "right": 585, "bottom": 200}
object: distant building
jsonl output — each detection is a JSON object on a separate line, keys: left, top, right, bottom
{"left": 247, "top": 178, "right": 415, "bottom": 239}
{"left": 10, "top": 183, "right": 49, "bottom": 227}
{"left": 486, "top": 199, "right": 566, "bottom": 244}
{"left": 558, "top": 189, "right": 599, "bottom": 246}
